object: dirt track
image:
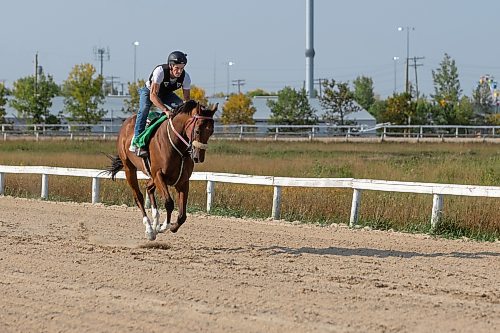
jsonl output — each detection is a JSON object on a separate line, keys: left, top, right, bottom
{"left": 0, "top": 196, "right": 498, "bottom": 333}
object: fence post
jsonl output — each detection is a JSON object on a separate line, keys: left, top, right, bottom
{"left": 239, "top": 126, "right": 243, "bottom": 141}
{"left": 41, "top": 174, "right": 49, "bottom": 199}
{"left": 349, "top": 188, "right": 362, "bottom": 227}
{"left": 274, "top": 127, "right": 279, "bottom": 141}
{"left": 206, "top": 180, "right": 214, "bottom": 213}
{"left": 272, "top": 185, "right": 282, "bottom": 220}
{"left": 0, "top": 172, "right": 5, "bottom": 195}
{"left": 431, "top": 194, "right": 444, "bottom": 229}
{"left": 92, "top": 177, "right": 100, "bottom": 204}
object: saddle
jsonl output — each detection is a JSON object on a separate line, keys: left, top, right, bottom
{"left": 134, "top": 111, "right": 169, "bottom": 151}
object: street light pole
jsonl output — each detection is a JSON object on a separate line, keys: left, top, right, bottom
{"left": 398, "top": 26, "right": 414, "bottom": 94}
{"left": 393, "top": 57, "right": 399, "bottom": 94}
{"left": 133, "top": 41, "right": 139, "bottom": 83}
{"left": 226, "top": 61, "right": 234, "bottom": 97}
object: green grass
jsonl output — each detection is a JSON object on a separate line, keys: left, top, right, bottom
{"left": 0, "top": 139, "right": 498, "bottom": 241}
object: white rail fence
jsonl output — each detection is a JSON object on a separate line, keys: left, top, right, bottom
{"left": 1, "top": 165, "right": 499, "bottom": 229}
{"left": 1, "top": 124, "right": 500, "bottom": 141}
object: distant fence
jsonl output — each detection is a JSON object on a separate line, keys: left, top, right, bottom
{"left": 1, "top": 123, "right": 499, "bottom": 141}
{"left": 1, "top": 165, "right": 499, "bottom": 229}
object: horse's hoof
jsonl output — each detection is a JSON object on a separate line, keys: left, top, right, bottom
{"left": 157, "top": 223, "right": 170, "bottom": 233}
{"left": 145, "top": 229, "right": 157, "bottom": 241}
{"left": 170, "top": 223, "right": 180, "bottom": 233}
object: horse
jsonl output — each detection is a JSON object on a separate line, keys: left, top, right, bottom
{"left": 106, "top": 100, "right": 217, "bottom": 240}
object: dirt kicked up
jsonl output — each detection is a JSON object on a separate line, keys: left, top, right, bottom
{"left": 0, "top": 196, "right": 498, "bottom": 333}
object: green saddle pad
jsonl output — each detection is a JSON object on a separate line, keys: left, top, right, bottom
{"left": 133, "top": 112, "right": 168, "bottom": 148}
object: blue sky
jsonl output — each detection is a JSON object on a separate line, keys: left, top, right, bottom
{"left": 1, "top": 0, "right": 499, "bottom": 98}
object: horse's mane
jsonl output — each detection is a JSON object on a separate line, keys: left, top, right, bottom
{"left": 172, "top": 99, "right": 198, "bottom": 116}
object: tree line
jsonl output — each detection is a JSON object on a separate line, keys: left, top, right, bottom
{"left": 1, "top": 53, "right": 499, "bottom": 126}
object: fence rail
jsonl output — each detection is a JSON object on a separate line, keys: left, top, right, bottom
{"left": 1, "top": 123, "right": 499, "bottom": 141}
{"left": 1, "top": 165, "right": 499, "bottom": 229}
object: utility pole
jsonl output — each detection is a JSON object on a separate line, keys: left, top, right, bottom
{"left": 231, "top": 79, "right": 245, "bottom": 94}
{"left": 411, "top": 56, "right": 425, "bottom": 99}
{"left": 34, "top": 52, "right": 38, "bottom": 98}
{"left": 398, "top": 26, "right": 415, "bottom": 94}
{"left": 93, "top": 46, "right": 110, "bottom": 77}
{"left": 105, "top": 76, "right": 120, "bottom": 95}
{"left": 314, "top": 78, "right": 326, "bottom": 98}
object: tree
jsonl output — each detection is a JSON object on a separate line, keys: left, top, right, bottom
{"left": 9, "top": 74, "right": 59, "bottom": 124}
{"left": 431, "top": 53, "right": 462, "bottom": 124}
{"left": 368, "top": 100, "right": 386, "bottom": 123}
{"left": 353, "top": 76, "right": 375, "bottom": 110}
{"left": 221, "top": 93, "right": 256, "bottom": 124}
{"left": 174, "top": 84, "right": 208, "bottom": 105}
{"left": 267, "top": 87, "right": 317, "bottom": 125}
{"left": 380, "top": 92, "right": 415, "bottom": 125}
{"left": 189, "top": 85, "right": 208, "bottom": 105}
{"left": 486, "top": 113, "right": 500, "bottom": 125}
{"left": 62, "top": 63, "right": 105, "bottom": 124}
{"left": 319, "top": 79, "right": 360, "bottom": 125}
{"left": 472, "top": 80, "right": 494, "bottom": 124}
{"left": 0, "top": 82, "right": 7, "bottom": 123}
{"left": 123, "top": 80, "right": 146, "bottom": 114}
{"left": 432, "top": 53, "right": 462, "bottom": 105}
{"left": 247, "top": 88, "right": 273, "bottom": 97}
{"left": 455, "top": 96, "right": 474, "bottom": 125}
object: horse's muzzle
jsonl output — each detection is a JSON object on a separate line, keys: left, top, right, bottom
{"left": 191, "top": 141, "right": 207, "bottom": 163}
{"left": 191, "top": 148, "right": 205, "bottom": 163}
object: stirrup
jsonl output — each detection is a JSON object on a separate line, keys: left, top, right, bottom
{"left": 136, "top": 147, "right": 149, "bottom": 158}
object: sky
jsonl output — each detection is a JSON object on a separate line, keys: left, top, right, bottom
{"left": 1, "top": 0, "right": 500, "bottom": 99}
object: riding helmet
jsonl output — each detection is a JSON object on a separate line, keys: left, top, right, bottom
{"left": 168, "top": 51, "right": 188, "bottom": 65}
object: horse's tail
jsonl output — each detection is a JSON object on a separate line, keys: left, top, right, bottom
{"left": 102, "top": 153, "right": 123, "bottom": 181}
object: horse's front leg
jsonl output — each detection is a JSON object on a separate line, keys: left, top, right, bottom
{"left": 154, "top": 171, "right": 174, "bottom": 234}
{"left": 146, "top": 180, "right": 160, "bottom": 232}
{"left": 170, "top": 182, "right": 189, "bottom": 233}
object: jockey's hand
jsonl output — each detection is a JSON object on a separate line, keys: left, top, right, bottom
{"left": 163, "top": 108, "right": 172, "bottom": 118}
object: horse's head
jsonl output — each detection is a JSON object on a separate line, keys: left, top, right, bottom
{"left": 186, "top": 102, "right": 217, "bottom": 163}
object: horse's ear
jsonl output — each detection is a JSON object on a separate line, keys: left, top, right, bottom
{"left": 211, "top": 103, "right": 219, "bottom": 112}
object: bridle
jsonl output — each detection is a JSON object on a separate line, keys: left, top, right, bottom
{"left": 166, "top": 113, "right": 213, "bottom": 185}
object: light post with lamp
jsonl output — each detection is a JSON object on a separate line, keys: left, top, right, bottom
{"left": 226, "top": 61, "right": 234, "bottom": 97}
{"left": 133, "top": 41, "right": 139, "bottom": 83}
{"left": 393, "top": 56, "right": 399, "bottom": 94}
{"left": 397, "top": 26, "right": 414, "bottom": 94}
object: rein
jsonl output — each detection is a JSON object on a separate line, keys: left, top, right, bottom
{"left": 166, "top": 114, "right": 212, "bottom": 186}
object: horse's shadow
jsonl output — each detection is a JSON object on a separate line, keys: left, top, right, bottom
{"left": 259, "top": 245, "right": 500, "bottom": 260}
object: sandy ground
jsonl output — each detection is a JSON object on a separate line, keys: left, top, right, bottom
{"left": 0, "top": 196, "right": 498, "bottom": 333}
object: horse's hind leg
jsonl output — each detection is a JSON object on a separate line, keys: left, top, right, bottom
{"left": 146, "top": 180, "right": 161, "bottom": 233}
{"left": 124, "top": 166, "right": 156, "bottom": 241}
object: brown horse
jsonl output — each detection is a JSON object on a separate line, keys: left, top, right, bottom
{"left": 106, "top": 100, "right": 217, "bottom": 240}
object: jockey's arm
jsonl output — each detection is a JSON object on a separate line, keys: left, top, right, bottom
{"left": 183, "top": 88, "right": 190, "bottom": 101}
{"left": 149, "top": 82, "right": 172, "bottom": 117}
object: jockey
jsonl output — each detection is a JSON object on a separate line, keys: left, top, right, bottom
{"left": 130, "top": 50, "right": 191, "bottom": 156}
